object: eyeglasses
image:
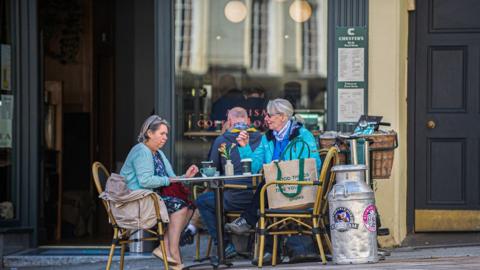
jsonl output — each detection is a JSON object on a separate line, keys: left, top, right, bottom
{"left": 265, "top": 112, "right": 282, "bottom": 118}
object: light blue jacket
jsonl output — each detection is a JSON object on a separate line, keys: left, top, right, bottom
{"left": 238, "top": 122, "right": 322, "bottom": 174}
{"left": 120, "top": 143, "right": 175, "bottom": 190}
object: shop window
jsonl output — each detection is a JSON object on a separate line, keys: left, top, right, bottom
{"left": 0, "top": 0, "right": 16, "bottom": 222}
{"left": 173, "top": 0, "right": 328, "bottom": 171}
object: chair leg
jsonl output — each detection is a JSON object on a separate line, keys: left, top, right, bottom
{"left": 253, "top": 229, "right": 259, "bottom": 262}
{"left": 313, "top": 220, "right": 327, "bottom": 264}
{"left": 323, "top": 232, "right": 333, "bottom": 255}
{"left": 119, "top": 243, "right": 126, "bottom": 270}
{"left": 106, "top": 228, "right": 118, "bottom": 270}
{"left": 257, "top": 215, "right": 267, "bottom": 268}
{"left": 195, "top": 233, "right": 201, "bottom": 261}
{"left": 320, "top": 218, "right": 333, "bottom": 253}
{"left": 272, "top": 235, "right": 278, "bottom": 266}
{"left": 315, "top": 233, "right": 327, "bottom": 264}
{"left": 258, "top": 234, "right": 265, "bottom": 268}
{"left": 206, "top": 236, "right": 212, "bottom": 257}
{"left": 157, "top": 223, "right": 169, "bottom": 270}
{"left": 271, "top": 218, "right": 277, "bottom": 266}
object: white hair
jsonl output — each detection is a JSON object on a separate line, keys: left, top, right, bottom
{"left": 266, "top": 98, "right": 304, "bottom": 123}
{"left": 228, "top": 107, "right": 248, "bottom": 119}
{"left": 267, "top": 98, "right": 294, "bottom": 117}
{"left": 137, "top": 115, "right": 170, "bottom": 143}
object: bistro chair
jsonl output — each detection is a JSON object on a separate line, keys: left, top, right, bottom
{"left": 255, "top": 147, "right": 339, "bottom": 267}
{"left": 192, "top": 174, "right": 262, "bottom": 261}
{"left": 91, "top": 161, "right": 170, "bottom": 270}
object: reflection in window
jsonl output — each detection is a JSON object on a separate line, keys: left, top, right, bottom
{"left": 173, "top": 0, "right": 328, "bottom": 172}
{"left": 0, "top": 0, "right": 15, "bottom": 221}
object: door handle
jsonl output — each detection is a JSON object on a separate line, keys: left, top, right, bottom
{"left": 426, "top": 120, "right": 436, "bottom": 129}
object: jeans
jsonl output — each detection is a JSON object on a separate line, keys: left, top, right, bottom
{"left": 241, "top": 180, "right": 267, "bottom": 227}
{"left": 240, "top": 180, "right": 273, "bottom": 252}
{"left": 196, "top": 189, "right": 253, "bottom": 245}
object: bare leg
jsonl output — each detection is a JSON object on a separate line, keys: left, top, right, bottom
{"left": 163, "top": 233, "right": 172, "bottom": 258}
{"left": 168, "top": 207, "right": 189, "bottom": 263}
{"left": 184, "top": 209, "right": 194, "bottom": 228}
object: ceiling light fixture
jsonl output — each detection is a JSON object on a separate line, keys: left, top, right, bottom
{"left": 224, "top": 1, "right": 248, "bottom": 23}
{"left": 289, "top": 0, "right": 312, "bottom": 23}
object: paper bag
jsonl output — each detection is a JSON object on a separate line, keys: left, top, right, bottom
{"left": 263, "top": 158, "right": 318, "bottom": 209}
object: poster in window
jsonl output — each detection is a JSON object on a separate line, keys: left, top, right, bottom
{"left": 1, "top": 44, "right": 12, "bottom": 91}
{"left": 0, "top": 94, "right": 13, "bottom": 148}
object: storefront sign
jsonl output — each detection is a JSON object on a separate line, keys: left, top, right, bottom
{"left": 335, "top": 27, "right": 368, "bottom": 124}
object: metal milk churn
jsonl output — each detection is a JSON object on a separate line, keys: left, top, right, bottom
{"left": 328, "top": 164, "right": 378, "bottom": 264}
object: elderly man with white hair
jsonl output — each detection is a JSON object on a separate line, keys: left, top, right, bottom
{"left": 224, "top": 98, "right": 321, "bottom": 263}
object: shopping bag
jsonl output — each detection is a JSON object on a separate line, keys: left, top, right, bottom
{"left": 263, "top": 139, "right": 318, "bottom": 209}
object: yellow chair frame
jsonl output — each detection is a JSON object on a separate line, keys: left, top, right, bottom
{"left": 256, "top": 147, "right": 339, "bottom": 267}
{"left": 91, "top": 161, "right": 170, "bottom": 270}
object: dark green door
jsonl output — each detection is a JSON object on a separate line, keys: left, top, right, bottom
{"left": 414, "top": 0, "right": 480, "bottom": 231}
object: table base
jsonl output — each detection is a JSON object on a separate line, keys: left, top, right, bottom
{"left": 183, "top": 257, "right": 233, "bottom": 270}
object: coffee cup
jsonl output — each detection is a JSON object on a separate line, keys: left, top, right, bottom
{"left": 241, "top": 158, "right": 252, "bottom": 175}
{"left": 201, "top": 160, "right": 214, "bottom": 169}
{"left": 215, "top": 121, "right": 222, "bottom": 132}
{"left": 200, "top": 167, "right": 217, "bottom": 177}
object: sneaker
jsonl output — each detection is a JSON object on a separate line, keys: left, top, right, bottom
{"left": 224, "top": 217, "right": 251, "bottom": 235}
{"left": 224, "top": 243, "right": 238, "bottom": 259}
{"left": 179, "top": 227, "right": 195, "bottom": 247}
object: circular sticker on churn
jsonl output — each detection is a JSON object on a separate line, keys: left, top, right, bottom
{"left": 331, "top": 207, "right": 359, "bottom": 232}
{"left": 362, "top": 204, "right": 377, "bottom": 232}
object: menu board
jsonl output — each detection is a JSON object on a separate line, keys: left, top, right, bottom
{"left": 335, "top": 27, "right": 368, "bottom": 124}
{"left": 338, "top": 88, "right": 364, "bottom": 122}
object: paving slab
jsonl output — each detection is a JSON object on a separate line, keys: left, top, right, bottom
{"left": 4, "top": 243, "right": 480, "bottom": 270}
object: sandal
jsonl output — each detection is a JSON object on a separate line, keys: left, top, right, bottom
{"left": 152, "top": 247, "right": 179, "bottom": 265}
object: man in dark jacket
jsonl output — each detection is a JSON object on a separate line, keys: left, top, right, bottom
{"left": 196, "top": 107, "right": 262, "bottom": 258}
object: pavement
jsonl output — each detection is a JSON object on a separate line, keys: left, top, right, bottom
{"left": 3, "top": 238, "right": 480, "bottom": 270}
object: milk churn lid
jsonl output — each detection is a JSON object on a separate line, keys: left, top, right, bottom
{"left": 331, "top": 164, "right": 367, "bottom": 172}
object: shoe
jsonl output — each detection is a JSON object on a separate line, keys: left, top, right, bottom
{"left": 378, "top": 248, "right": 391, "bottom": 256}
{"left": 152, "top": 247, "right": 179, "bottom": 265}
{"left": 179, "top": 227, "right": 195, "bottom": 246}
{"left": 224, "top": 243, "right": 238, "bottom": 259}
{"left": 251, "top": 252, "right": 273, "bottom": 266}
{"left": 224, "top": 217, "right": 251, "bottom": 235}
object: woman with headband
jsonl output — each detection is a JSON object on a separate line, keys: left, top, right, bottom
{"left": 120, "top": 115, "right": 198, "bottom": 269}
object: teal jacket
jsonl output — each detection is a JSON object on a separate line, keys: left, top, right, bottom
{"left": 120, "top": 143, "right": 175, "bottom": 190}
{"left": 238, "top": 121, "right": 322, "bottom": 174}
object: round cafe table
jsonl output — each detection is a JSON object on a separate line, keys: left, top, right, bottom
{"left": 174, "top": 173, "right": 262, "bottom": 269}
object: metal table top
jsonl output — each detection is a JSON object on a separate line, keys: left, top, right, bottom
{"left": 172, "top": 173, "right": 262, "bottom": 183}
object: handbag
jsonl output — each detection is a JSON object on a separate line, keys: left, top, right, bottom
{"left": 160, "top": 182, "right": 191, "bottom": 204}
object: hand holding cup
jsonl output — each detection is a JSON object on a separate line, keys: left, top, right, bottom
{"left": 185, "top": 165, "right": 199, "bottom": 178}
{"left": 236, "top": 130, "right": 249, "bottom": 147}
